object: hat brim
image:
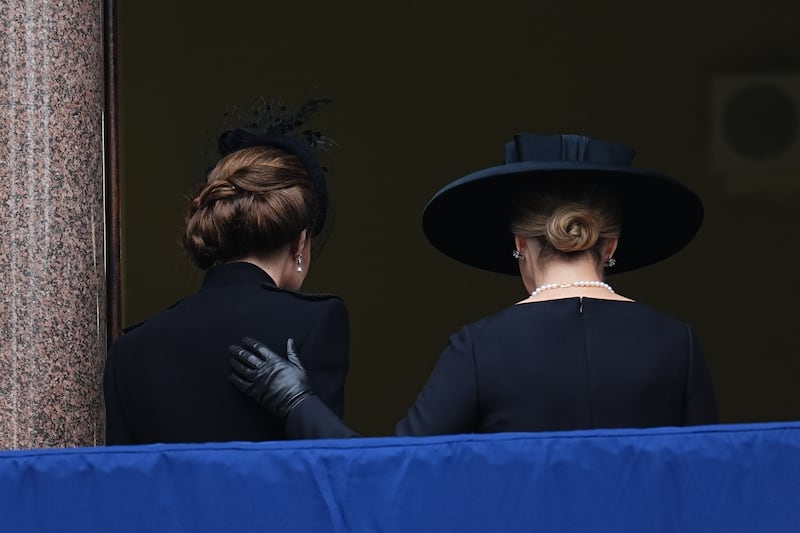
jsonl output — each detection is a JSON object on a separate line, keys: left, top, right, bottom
{"left": 421, "top": 161, "right": 703, "bottom": 275}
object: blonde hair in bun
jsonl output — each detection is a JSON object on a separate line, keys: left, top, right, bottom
{"left": 509, "top": 178, "right": 621, "bottom": 263}
{"left": 545, "top": 204, "right": 602, "bottom": 252}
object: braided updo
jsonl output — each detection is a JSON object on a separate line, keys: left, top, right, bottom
{"left": 509, "top": 178, "right": 621, "bottom": 264}
{"left": 183, "top": 146, "right": 317, "bottom": 270}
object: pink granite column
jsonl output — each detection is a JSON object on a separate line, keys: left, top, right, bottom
{"left": 0, "top": 1, "right": 106, "bottom": 448}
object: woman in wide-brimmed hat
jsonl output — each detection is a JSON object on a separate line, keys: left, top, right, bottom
{"left": 227, "top": 133, "right": 719, "bottom": 438}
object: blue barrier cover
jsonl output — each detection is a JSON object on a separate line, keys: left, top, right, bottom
{"left": 2, "top": 422, "right": 800, "bottom": 532}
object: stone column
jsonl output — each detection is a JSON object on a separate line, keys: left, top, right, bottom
{"left": 0, "top": 0, "right": 106, "bottom": 448}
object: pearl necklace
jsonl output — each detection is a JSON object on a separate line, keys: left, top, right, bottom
{"left": 530, "top": 280, "right": 614, "bottom": 297}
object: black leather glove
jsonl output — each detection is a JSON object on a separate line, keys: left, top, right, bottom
{"left": 228, "top": 336, "right": 314, "bottom": 420}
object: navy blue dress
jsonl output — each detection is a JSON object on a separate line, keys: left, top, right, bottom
{"left": 104, "top": 261, "right": 349, "bottom": 444}
{"left": 287, "top": 297, "right": 718, "bottom": 439}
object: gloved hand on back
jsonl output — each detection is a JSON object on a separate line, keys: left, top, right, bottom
{"left": 228, "top": 336, "right": 314, "bottom": 420}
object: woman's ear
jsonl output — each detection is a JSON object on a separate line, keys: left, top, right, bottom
{"left": 513, "top": 235, "right": 527, "bottom": 256}
{"left": 605, "top": 237, "right": 619, "bottom": 260}
{"left": 293, "top": 229, "right": 309, "bottom": 255}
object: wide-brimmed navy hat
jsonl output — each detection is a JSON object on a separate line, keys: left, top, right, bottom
{"left": 422, "top": 133, "right": 704, "bottom": 275}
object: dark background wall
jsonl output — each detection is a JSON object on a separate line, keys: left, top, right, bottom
{"left": 117, "top": 1, "right": 800, "bottom": 435}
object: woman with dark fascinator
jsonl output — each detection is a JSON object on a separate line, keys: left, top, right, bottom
{"left": 103, "top": 98, "right": 350, "bottom": 444}
{"left": 227, "top": 133, "right": 719, "bottom": 439}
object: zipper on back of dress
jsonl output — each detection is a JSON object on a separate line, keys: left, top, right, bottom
{"left": 577, "top": 295, "right": 594, "bottom": 425}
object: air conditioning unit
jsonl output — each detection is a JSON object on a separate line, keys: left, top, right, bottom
{"left": 709, "top": 73, "right": 800, "bottom": 194}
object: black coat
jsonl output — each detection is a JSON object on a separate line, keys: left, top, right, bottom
{"left": 103, "top": 261, "right": 349, "bottom": 444}
{"left": 286, "top": 297, "right": 718, "bottom": 439}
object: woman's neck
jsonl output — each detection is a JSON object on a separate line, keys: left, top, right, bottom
{"left": 520, "top": 259, "right": 631, "bottom": 302}
{"left": 532, "top": 261, "right": 604, "bottom": 288}
{"left": 234, "top": 251, "right": 291, "bottom": 288}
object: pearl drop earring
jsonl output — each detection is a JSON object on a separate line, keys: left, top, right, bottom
{"left": 296, "top": 254, "right": 303, "bottom": 273}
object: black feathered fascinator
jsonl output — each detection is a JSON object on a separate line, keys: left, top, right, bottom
{"left": 215, "top": 96, "right": 335, "bottom": 237}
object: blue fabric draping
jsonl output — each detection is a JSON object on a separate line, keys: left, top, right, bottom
{"left": 1, "top": 422, "right": 799, "bottom": 533}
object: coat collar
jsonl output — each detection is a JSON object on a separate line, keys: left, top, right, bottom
{"left": 200, "top": 261, "right": 277, "bottom": 290}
